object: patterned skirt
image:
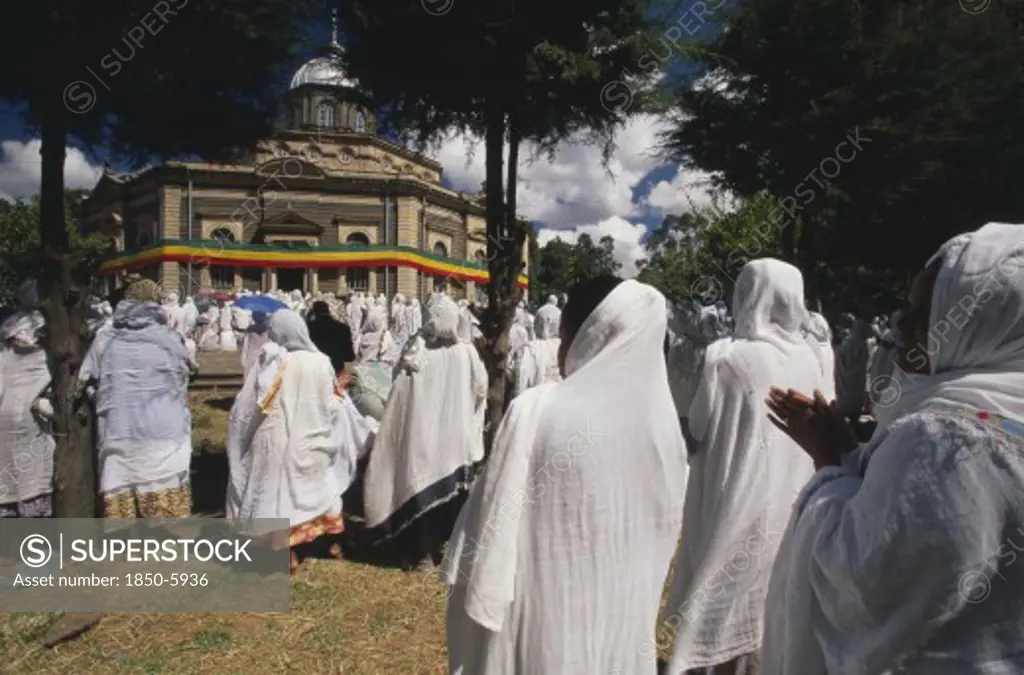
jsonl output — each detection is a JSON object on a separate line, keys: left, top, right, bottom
{"left": 103, "top": 473, "right": 192, "bottom": 519}
{"left": 265, "top": 512, "right": 345, "bottom": 550}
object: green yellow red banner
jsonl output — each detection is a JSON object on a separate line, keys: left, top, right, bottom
{"left": 98, "top": 240, "right": 529, "bottom": 288}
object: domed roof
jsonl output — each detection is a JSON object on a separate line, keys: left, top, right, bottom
{"left": 289, "top": 55, "right": 357, "bottom": 90}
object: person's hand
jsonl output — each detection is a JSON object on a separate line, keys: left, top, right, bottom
{"left": 334, "top": 370, "right": 352, "bottom": 397}
{"left": 765, "top": 388, "right": 858, "bottom": 469}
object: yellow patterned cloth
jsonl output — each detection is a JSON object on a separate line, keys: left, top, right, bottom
{"left": 287, "top": 512, "right": 344, "bottom": 548}
{"left": 103, "top": 484, "right": 192, "bottom": 519}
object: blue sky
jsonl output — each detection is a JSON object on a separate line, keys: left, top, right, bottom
{"left": 0, "top": 4, "right": 721, "bottom": 275}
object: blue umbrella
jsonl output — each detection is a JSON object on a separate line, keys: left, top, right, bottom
{"left": 234, "top": 295, "right": 288, "bottom": 313}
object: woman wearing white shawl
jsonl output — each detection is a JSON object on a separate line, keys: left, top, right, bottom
{"left": 225, "top": 309, "right": 346, "bottom": 569}
{"left": 351, "top": 305, "right": 396, "bottom": 421}
{"left": 865, "top": 310, "right": 902, "bottom": 415}
{"left": 218, "top": 301, "right": 237, "bottom": 351}
{"left": 362, "top": 294, "right": 487, "bottom": 568}
{"left": 513, "top": 307, "right": 561, "bottom": 397}
{"left": 162, "top": 292, "right": 186, "bottom": 336}
{"left": 665, "top": 301, "right": 710, "bottom": 425}
{"left": 834, "top": 317, "right": 871, "bottom": 420}
{"left": 805, "top": 310, "right": 836, "bottom": 401}
{"left": 240, "top": 310, "right": 271, "bottom": 380}
{"left": 80, "top": 295, "right": 197, "bottom": 518}
{"left": 443, "top": 277, "right": 689, "bottom": 675}
{"left": 197, "top": 304, "right": 220, "bottom": 351}
{"left": 405, "top": 297, "right": 423, "bottom": 336}
{"left": 662, "top": 259, "right": 824, "bottom": 675}
{"left": 762, "top": 223, "right": 1024, "bottom": 675}
{"left": 0, "top": 280, "right": 55, "bottom": 518}
{"left": 182, "top": 297, "right": 199, "bottom": 338}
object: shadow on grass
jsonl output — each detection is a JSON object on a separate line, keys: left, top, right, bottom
{"left": 190, "top": 448, "right": 228, "bottom": 515}
{"left": 206, "top": 396, "right": 236, "bottom": 412}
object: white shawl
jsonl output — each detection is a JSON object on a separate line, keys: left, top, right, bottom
{"left": 664, "top": 259, "right": 823, "bottom": 672}
{"left": 362, "top": 296, "right": 488, "bottom": 533}
{"left": 443, "top": 280, "right": 688, "bottom": 675}
{"left": 225, "top": 311, "right": 341, "bottom": 531}
{"left": 0, "top": 309, "right": 54, "bottom": 503}
{"left": 763, "top": 222, "right": 1024, "bottom": 675}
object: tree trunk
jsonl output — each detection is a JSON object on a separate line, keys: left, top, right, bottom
{"left": 39, "top": 105, "right": 96, "bottom": 518}
{"left": 479, "top": 102, "right": 511, "bottom": 455}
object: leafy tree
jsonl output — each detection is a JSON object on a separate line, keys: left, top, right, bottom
{"left": 531, "top": 232, "right": 622, "bottom": 302}
{"left": 1, "top": 0, "right": 317, "bottom": 516}
{"left": 663, "top": 0, "right": 1024, "bottom": 308}
{"left": 337, "top": 0, "right": 679, "bottom": 444}
{"left": 637, "top": 191, "right": 784, "bottom": 304}
{"left": 0, "top": 191, "right": 110, "bottom": 305}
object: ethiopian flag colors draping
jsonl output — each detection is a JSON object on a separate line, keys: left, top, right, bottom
{"left": 98, "top": 240, "right": 529, "bottom": 288}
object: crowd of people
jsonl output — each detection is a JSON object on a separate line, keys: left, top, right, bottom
{"left": 1, "top": 221, "right": 1023, "bottom": 674}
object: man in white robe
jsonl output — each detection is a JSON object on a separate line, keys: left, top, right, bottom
{"left": 363, "top": 295, "right": 487, "bottom": 569}
{"left": 834, "top": 317, "right": 872, "bottom": 421}
{"left": 534, "top": 294, "right": 561, "bottom": 339}
{"left": 662, "top": 259, "right": 824, "bottom": 675}
{"left": 763, "top": 223, "right": 1024, "bottom": 675}
{"left": 162, "top": 292, "right": 186, "bottom": 336}
{"left": 443, "top": 277, "right": 688, "bottom": 674}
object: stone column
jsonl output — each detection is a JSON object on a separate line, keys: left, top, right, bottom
{"left": 395, "top": 196, "right": 420, "bottom": 298}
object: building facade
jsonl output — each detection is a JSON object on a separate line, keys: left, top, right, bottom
{"left": 86, "top": 28, "right": 528, "bottom": 301}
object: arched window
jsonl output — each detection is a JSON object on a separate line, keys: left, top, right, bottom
{"left": 318, "top": 103, "right": 334, "bottom": 128}
{"left": 345, "top": 232, "right": 370, "bottom": 291}
{"left": 353, "top": 111, "right": 366, "bottom": 133}
{"left": 433, "top": 241, "right": 448, "bottom": 291}
{"left": 210, "top": 227, "right": 235, "bottom": 243}
{"left": 209, "top": 228, "right": 236, "bottom": 289}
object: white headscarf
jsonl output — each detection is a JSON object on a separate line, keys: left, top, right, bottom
{"left": 664, "top": 258, "right": 823, "bottom": 673}
{"left": 444, "top": 280, "right": 688, "bottom": 673}
{"left": 357, "top": 306, "right": 392, "bottom": 362}
{"left": 255, "top": 309, "right": 319, "bottom": 403}
{"left": 872, "top": 223, "right": 1024, "bottom": 430}
{"left": 762, "top": 224, "right": 1024, "bottom": 675}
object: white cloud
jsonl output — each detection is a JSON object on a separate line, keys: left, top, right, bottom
{"left": 0, "top": 139, "right": 103, "bottom": 202}
{"left": 642, "top": 166, "right": 722, "bottom": 216}
{"left": 536, "top": 216, "right": 647, "bottom": 279}
{"left": 429, "top": 114, "right": 674, "bottom": 228}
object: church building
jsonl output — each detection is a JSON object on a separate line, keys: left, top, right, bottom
{"left": 84, "top": 21, "right": 529, "bottom": 301}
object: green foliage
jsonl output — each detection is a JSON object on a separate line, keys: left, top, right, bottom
{"left": 637, "top": 192, "right": 784, "bottom": 304}
{"left": 663, "top": 0, "right": 1024, "bottom": 311}
{"left": 531, "top": 232, "right": 622, "bottom": 302}
{"left": 0, "top": 192, "right": 110, "bottom": 305}
{"left": 337, "top": 0, "right": 679, "bottom": 151}
{"left": 1, "top": 0, "right": 317, "bottom": 163}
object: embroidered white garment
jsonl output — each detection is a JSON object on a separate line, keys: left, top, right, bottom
{"left": 362, "top": 295, "right": 487, "bottom": 536}
{"left": 763, "top": 222, "right": 1024, "bottom": 675}
{"left": 443, "top": 279, "right": 689, "bottom": 675}
{"left": 663, "top": 259, "right": 823, "bottom": 673}
{"left": 226, "top": 310, "right": 341, "bottom": 531}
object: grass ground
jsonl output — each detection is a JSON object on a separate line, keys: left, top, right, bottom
{"left": 0, "top": 393, "right": 450, "bottom": 675}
